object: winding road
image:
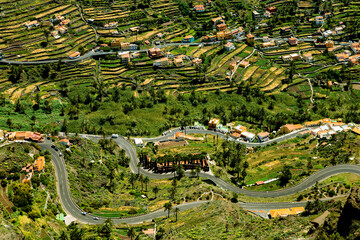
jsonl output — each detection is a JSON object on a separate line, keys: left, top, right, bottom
{"left": 36, "top": 128, "right": 360, "bottom": 225}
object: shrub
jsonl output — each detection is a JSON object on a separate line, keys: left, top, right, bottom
{"left": 297, "top": 194, "right": 304, "bottom": 201}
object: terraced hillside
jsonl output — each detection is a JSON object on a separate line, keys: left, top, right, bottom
{"left": 0, "top": 0, "right": 96, "bottom": 61}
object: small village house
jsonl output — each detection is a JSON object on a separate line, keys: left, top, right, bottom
{"left": 229, "top": 62, "right": 236, "bottom": 71}
{"left": 267, "top": 6, "right": 277, "bottom": 13}
{"left": 335, "top": 53, "right": 349, "bottom": 63}
{"left": 121, "top": 53, "right": 131, "bottom": 64}
{"left": 33, "top": 156, "right": 45, "bottom": 172}
{"left": 69, "top": 52, "right": 80, "bottom": 59}
{"left": 134, "top": 138, "right": 144, "bottom": 147}
{"left": 217, "top": 23, "right": 227, "bottom": 31}
{"left": 203, "top": 34, "right": 216, "bottom": 42}
{"left": 216, "top": 31, "right": 225, "bottom": 40}
{"left": 194, "top": 5, "right": 205, "bottom": 12}
{"left": 174, "top": 57, "right": 184, "bottom": 67}
{"left": 241, "top": 131, "right": 256, "bottom": 142}
{"left": 282, "top": 53, "right": 300, "bottom": 62}
{"left": 60, "top": 138, "right": 71, "bottom": 147}
{"left": 288, "top": 37, "right": 298, "bottom": 46}
{"left": 280, "top": 27, "right": 292, "bottom": 35}
{"left": 350, "top": 42, "right": 360, "bottom": 54}
{"left": 120, "top": 42, "right": 138, "bottom": 50}
{"left": 148, "top": 48, "right": 163, "bottom": 58}
{"left": 279, "top": 124, "right": 303, "bottom": 134}
{"left": 257, "top": 132, "right": 270, "bottom": 142}
{"left": 153, "top": 57, "right": 170, "bottom": 67}
{"left": 183, "top": 35, "right": 195, "bottom": 43}
{"left": 234, "top": 125, "right": 247, "bottom": 134}
{"left": 192, "top": 58, "right": 202, "bottom": 65}
{"left": 212, "top": 17, "right": 223, "bottom": 25}
{"left": 208, "top": 118, "right": 220, "bottom": 130}
{"left": 261, "top": 41, "right": 276, "bottom": 48}
{"left": 303, "top": 52, "right": 314, "bottom": 63}
{"left": 264, "top": 11, "right": 271, "bottom": 18}
{"left": 252, "top": 11, "right": 261, "bottom": 20}
{"left": 239, "top": 60, "right": 250, "bottom": 68}
{"left": 224, "top": 42, "right": 235, "bottom": 51}
{"left": 24, "top": 20, "right": 40, "bottom": 29}
{"left": 325, "top": 40, "right": 334, "bottom": 48}
{"left": 111, "top": 39, "right": 121, "bottom": 48}
{"left": 315, "top": 16, "right": 324, "bottom": 25}
{"left": 246, "top": 33, "right": 255, "bottom": 44}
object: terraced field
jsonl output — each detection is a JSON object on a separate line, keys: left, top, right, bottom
{"left": 0, "top": 0, "right": 96, "bottom": 60}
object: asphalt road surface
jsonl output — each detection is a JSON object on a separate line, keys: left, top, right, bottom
{"left": 39, "top": 130, "right": 360, "bottom": 225}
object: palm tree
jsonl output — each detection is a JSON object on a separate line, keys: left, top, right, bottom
{"left": 174, "top": 207, "right": 180, "bottom": 222}
{"left": 153, "top": 186, "right": 159, "bottom": 198}
{"left": 164, "top": 202, "right": 172, "bottom": 218}
{"left": 127, "top": 227, "right": 135, "bottom": 240}
{"left": 128, "top": 173, "right": 136, "bottom": 189}
{"left": 190, "top": 169, "right": 196, "bottom": 178}
{"left": 137, "top": 162, "right": 141, "bottom": 175}
{"left": 143, "top": 176, "right": 149, "bottom": 191}
{"left": 139, "top": 174, "right": 144, "bottom": 191}
{"left": 31, "top": 115, "right": 36, "bottom": 126}
{"left": 196, "top": 166, "right": 201, "bottom": 178}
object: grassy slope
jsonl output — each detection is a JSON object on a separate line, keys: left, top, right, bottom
{"left": 156, "top": 200, "right": 313, "bottom": 240}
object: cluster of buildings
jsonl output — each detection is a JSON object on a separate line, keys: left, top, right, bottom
{"left": 332, "top": 41, "right": 360, "bottom": 65}
{"left": 149, "top": 153, "right": 210, "bottom": 173}
{"left": 202, "top": 16, "right": 244, "bottom": 42}
{"left": 24, "top": 20, "right": 40, "bottom": 29}
{"left": 111, "top": 39, "right": 138, "bottom": 50}
{"left": 304, "top": 118, "right": 359, "bottom": 139}
{"left": 208, "top": 118, "right": 270, "bottom": 143}
{"left": 21, "top": 156, "right": 45, "bottom": 183}
{"left": 268, "top": 207, "right": 305, "bottom": 219}
{"left": 7, "top": 131, "right": 44, "bottom": 142}
{"left": 103, "top": 22, "right": 118, "bottom": 29}
{"left": 51, "top": 15, "right": 71, "bottom": 39}
{"left": 252, "top": 6, "right": 277, "bottom": 21}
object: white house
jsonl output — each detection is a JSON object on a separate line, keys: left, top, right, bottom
{"left": 241, "top": 131, "right": 256, "bottom": 142}
{"left": 315, "top": 16, "right": 324, "bottom": 26}
{"left": 134, "top": 138, "right": 144, "bottom": 147}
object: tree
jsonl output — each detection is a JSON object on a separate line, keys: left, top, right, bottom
{"left": 174, "top": 207, "right": 180, "bottom": 222}
{"left": 0, "top": 170, "right": 6, "bottom": 179}
{"left": 12, "top": 183, "right": 33, "bottom": 212}
{"left": 279, "top": 165, "right": 292, "bottom": 187}
{"left": 164, "top": 202, "right": 172, "bottom": 218}
{"left": 1, "top": 179, "right": 7, "bottom": 187}
{"left": 100, "top": 218, "right": 113, "bottom": 239}
{"left": 127, "top": 227, "right": 135, "bottom": 240}
{"left": 6, "top": 118, "right": 13, "bottom": 132}
{"left": 143, "top": 176, "right": 149, "bottom": 192}
{"left": 59, "top": 230, "right": 69, "bottom": 240}
{"left": 153, "top": 186, "right": 159, "bottom": 198}
{"left": 307, "top": 158, "right": 313, "bottom": 174}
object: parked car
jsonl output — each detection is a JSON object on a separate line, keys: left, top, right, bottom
{"left": 54, "top": 147, "right": 59, "bottom": 151}
{"left": 59, "top": 152, "right": 62, "bottom": 157}
{"left": 51, "top": 145, "right": 55, "bottom": 148}
{"left": 81, "top": 212, "right": 87, "bottom": 216}
{"left": 93, "top": 217, "right": 99, "bottom": 220}
{"left": 111, "top": 134, "right": 119, "bottom": 138}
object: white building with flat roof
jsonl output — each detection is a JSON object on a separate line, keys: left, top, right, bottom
{"left": 134, "top": 138, "right": 144, "bottom": 147}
